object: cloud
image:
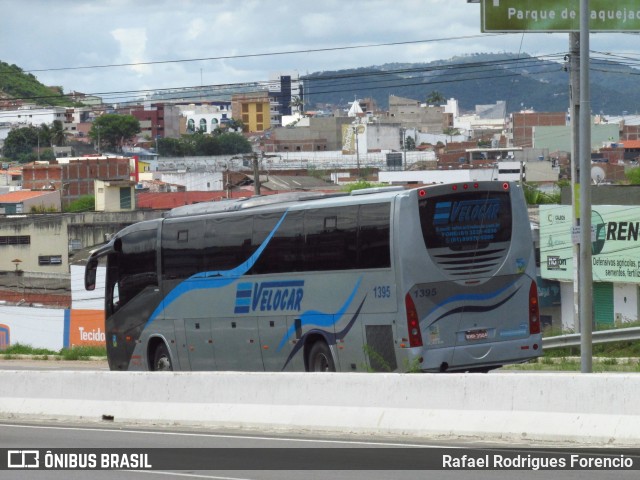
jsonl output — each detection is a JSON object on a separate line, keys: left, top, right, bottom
{"left": 0, "top": 0, "right": 636, "bottom": 99}
{"left": 110, "top": 27, "right": 151, "bottom": 75}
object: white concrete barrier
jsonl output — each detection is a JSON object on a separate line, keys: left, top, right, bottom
{"left": 1, "top": 371, "right": 639, "bottom": 446}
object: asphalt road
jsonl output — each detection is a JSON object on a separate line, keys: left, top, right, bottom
{"left": 0, "top": 420, "right": 638, "bottom": 480}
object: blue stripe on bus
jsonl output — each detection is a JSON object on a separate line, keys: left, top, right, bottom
{"left": 234, "top": 306, "right": 250, "bottom": 314}
{"left": 276, "top": 276, "right": 363, "bottom": 351}
{"left": 235, "top": 298, "right": 250, "bottom": 307}
{"left": 144, "top": 211, "right": 289, "bottom": 327}
{"left": 236, "top": 290, "right": 252, "bottom": 298}
{"left": 429, "top": 289, "right": 519, "bottom": 325}
{"left": 424, "top": 279, "right": 519, "bottom": 325}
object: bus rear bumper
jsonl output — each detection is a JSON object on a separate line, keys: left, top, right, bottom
{"left": 403, "top": 334, "right": 543, "bottom": 372}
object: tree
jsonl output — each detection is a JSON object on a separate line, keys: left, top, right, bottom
{"left": 157, "top": 137, "right": 191, "bottom": 157}
{"left": 625, "top": 167, "right": 640, "bottom": 185}
{"left": 404, "top": 136, "right": 416, "bottom": 151}
{"left": 89, "top": 114, "right": 140, "bottom": 152}
{"left": 426, "top": 90, "right": 446, "bottom": 105}
{"left": 50, "top": 120, "right": 66, "bottom": 146}
{"left": 289, "top": 96, "right": 304, "bottom": 113}
{"left": 215, "top": 133, "right": 252, "bottom": 155}
{"left": 224, "top": 118, "right": 245, "bottom": 133}
{"left": 443, "top": 127, "right": 461, "bottom": 142}
{"left": 2, "top": 126, "right": 39, "bottom": 161}
{"left": 65, "top": 195, "right": 95, "bottom": 213}
{"left": 157, "top": 132, "right": 251, "bottom": 157}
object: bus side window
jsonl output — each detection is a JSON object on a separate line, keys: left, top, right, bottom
{"left": 303, "top": 206, "right": 358, "bottom": 271}
{"left": 358, "top": 203, "right": 391, "bottom": 268}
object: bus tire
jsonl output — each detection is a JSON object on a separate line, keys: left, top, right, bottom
{"left": 152, "top": 342, "right": 173, "bottom": 371}
{"left": 308, "top": 341, "right": 336, "bottom": 372}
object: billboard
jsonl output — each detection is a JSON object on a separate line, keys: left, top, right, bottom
{"left": 540, "top": 205, "right": 640, "bottom": 283}
{"left": 0, "top": 324, "right": 9, "bottom": 350}
{"left": 67, "top": 309, "right": 106, "bottom": 347}
{"left": 481, "top": 0, "right": 640, "bottom": 32}
{"left": 341, "top": 124, "right": 366, "bottom": 155}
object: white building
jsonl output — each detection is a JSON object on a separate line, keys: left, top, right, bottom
{"left": 180, "top": 104, "right": 233, "bottom": 134}
{"left": 155, "top": 171, "right": 225, "bottom": 191}
{"left": 0, "top": 105, "right": 67, "bottom": 126}
{"left": 379, "top": 169, "right": 494, "bottom": 185}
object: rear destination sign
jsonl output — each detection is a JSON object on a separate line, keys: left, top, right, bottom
{"left": 481, "top": 0, "right": 640, "bottom": 32}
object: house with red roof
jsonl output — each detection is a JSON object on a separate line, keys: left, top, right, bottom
{"left": 0, "top": 190, "right": 61, "bottom": 214}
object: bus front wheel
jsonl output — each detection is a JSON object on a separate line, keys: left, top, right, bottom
{"left": 308, "top": 341, "right": 336, "bottom": 372}
{"left": 152, "top": 342, "right": 173, "bottom": 371}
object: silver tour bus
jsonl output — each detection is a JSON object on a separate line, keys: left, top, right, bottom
{"left": 85, "top": 182, "right": 542, "bottom": 372}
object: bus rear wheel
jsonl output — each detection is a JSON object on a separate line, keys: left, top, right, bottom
{"left": 308, "top": 341, "right": 336, "bottom": 372}
{"left": 152, "top": 343, "right": 173, "bottom": 371}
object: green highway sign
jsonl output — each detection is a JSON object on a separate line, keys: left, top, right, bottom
{"left": 481, "top": 0, "right": 640, "bottom": 32}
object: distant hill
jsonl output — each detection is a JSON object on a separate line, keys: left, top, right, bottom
{"left": 303, "top": 53, "right": 640, "bottom": 116}
{"left": 3, "top": 53, "right": 638, "bottom": 115}
{"left": 0, "top": 61, "right": 76, "bottom": 107}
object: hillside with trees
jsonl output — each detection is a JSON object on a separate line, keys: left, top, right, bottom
{"left": 303, "top": 53, "right": 640, "bottom": 115}
{"left": 0, "top": 61, "right": 77, "bottom": 107}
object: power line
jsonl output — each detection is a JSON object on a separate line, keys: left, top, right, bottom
{"left": 14, "top": 34, "right": 507, "bottom": 74}
{"left": 0, "top": 53, "right": 570, "bottom": 108}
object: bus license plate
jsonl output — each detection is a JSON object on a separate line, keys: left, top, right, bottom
{"left": 465, "top": 329, "right": 488, "bottom": 341}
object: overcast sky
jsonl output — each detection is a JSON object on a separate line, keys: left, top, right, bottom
{"left": 1, "top": 0, "right": 636, "bottom": 102}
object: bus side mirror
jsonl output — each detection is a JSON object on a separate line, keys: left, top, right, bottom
{"left": 85, "top": 257, "right": 98, "bottom": 291}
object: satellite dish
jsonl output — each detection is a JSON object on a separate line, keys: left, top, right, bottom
{"left": 591, "top": 166, "right": 606, "bottom": 184}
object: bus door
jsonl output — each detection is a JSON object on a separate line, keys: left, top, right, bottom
{"left": 184, "top": 317, "right": 216, "bottom": 371}
{"left": 212, "top": 316, "right": 264, "bottom": 371}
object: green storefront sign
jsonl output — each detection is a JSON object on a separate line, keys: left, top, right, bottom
{"left": 540, "top": 205, "right": 640, "bottom": 283}
{"left": 481, "top": 0, "right": 640, "bottom": 32}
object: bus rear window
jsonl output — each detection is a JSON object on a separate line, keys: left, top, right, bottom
{"left": 419, "top": 191, "right": 512, "bottom": 250}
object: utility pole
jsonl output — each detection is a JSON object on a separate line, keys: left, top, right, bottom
{"left": 353, "top": 125, "right": 361, "bottom": 178}
{"left": 252, "top": 153, "right": 261, "bottom": 195}
{"left": 401, "top": 128, "right": 407, "bottom": 170}
{"left": 569, "top": 32, "right": 581, "bottom": 338}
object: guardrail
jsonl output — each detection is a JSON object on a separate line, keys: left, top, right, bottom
{"left": 543, "top": 326, "right": 640, "bottom": 350}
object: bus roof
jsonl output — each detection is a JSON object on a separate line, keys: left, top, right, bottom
{"left": 163, "top": 187, "right": 407, "bottom": 219}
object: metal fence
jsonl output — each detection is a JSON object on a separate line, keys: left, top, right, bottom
{"left": 543, "top": 327, "right": 640, "bottom": 350}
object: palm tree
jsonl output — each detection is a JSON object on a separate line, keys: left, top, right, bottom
{"left": 289, "top": 96, "right": 304, "bottom": 114}
{"left": 426, "top": 90, "right": 446, "bottom": 105}
{"left": 50, "top": 120, "right": 66, "bottom": 146}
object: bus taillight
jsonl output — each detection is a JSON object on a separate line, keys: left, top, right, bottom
{"left": 529, "top": 281, "right": 540, "bottom": 335}
{"left": 405, "top": 293, "right": 423, "bottom": 347}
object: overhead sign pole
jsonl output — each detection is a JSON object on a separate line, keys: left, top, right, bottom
{"left": 578, "top": 0, "right": 593, "bottom": 373}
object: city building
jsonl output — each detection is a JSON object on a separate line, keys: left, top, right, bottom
{"left": 268, "top": 72, "right": 303, "bottom": 127}
{"left": 0, "top": 190, "right": 61, "bottom": 214}
{"left": 231, "top": 92, "right": 271, "bottom": 133}
{"left": 21, "top": 157, "right": 132, "bottom": 207}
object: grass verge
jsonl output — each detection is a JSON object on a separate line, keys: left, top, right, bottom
{"left": 0, "top": 343, "right": 107, "bottom": 360}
